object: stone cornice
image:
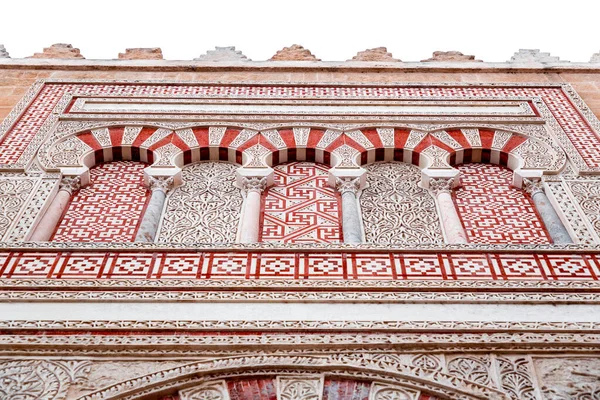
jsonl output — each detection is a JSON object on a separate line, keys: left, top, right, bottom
{"left": 3, "top": 58, "right": 600, "bottom": 72}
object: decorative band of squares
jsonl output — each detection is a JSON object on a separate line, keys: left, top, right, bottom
{"left": 0, "top": 251, "right": 599, "bottom": 280}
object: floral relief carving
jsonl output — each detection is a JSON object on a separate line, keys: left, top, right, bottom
{"left": 46, "top": 135, "right": 91, "bottom": 167}
{"left": 157, "top": 162, "right": 242, "bottom": 243}
{"left": 569, "top": 181, "right": 600, "bottom": 238}
{"left": 446, "top": 356, "right": 492, "bottom": 386}
{"left": 369, "top": 384, "right": 420, "bottom": 400}
{"left": 179, "top": 380, "right": 230, "bottom": 400}
{"left": 496, "top": 357, "right": 536, "bottom": 400}
{"left": 277, "top": 376, "right": 323, "bottom": 400}
{"left": 360, "top": 163, "right": 444, "bottom": 244}
{"left": 0, "top": 359, "right": 91, "bottom": 400}
{"left": 0, "top": 179, "right": 36, "bottom": 240}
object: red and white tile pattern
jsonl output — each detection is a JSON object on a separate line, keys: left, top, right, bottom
{"left": 1, "top": 251, "right": 598, "bottom": 280}
{"left": 261, "top": 162, "right": 342, "bottom": 243}
{"left": 454, "top": 163, "right": 551, "bottom": 244}
{"left": 2, "top": 83, "right": 600, "bottom": 169}
{"left": 52, "top": 161, "right": 149, "bottom": 242}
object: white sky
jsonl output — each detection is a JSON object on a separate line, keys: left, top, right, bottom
{"left": 1, "top": 0, "right": 599, "bottom": 62}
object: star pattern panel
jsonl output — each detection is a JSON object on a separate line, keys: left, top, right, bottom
{"left": 261, "top": 162, "right": 342, "bottom": 243}
{"left": 454, "top": 163, "right": 551, "bottom": 244}
{"left": 51, "top": 161, "right": 149, "bottom": 242}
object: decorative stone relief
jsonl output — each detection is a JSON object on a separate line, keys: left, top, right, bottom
{"left": 545, "top": 181, "right": 598, "bottom": 244}
{"left": 243, "top": 143, "right": 271, "bottom": 167}
{"left": 0, "top": 45, "right": 9, "bottom": 58}
{"left": 28, "top": 43, "right": 84, "bottom": 59}
{"left": 195, "top": 46, "right": 250, "bottom": 61}
{"left": 535, "top": 357, "right": 600, "bottom": 400}
{"left": 512, "top": 138, "right": 565, "bottom": 171}
{"left": 422, "top": 51, "right": 481, "bottom": 62}
{"left": 496, "top": 357, "right": 536, "bottom": 400}
{"left": 0, "top": 178, "right": 37, "bottom": 240}
{"left": 590, "top": 52, "right": 600, "bottom": 63}
{"left": 277, "top": 376, "right": 323, "bottom": 400}
{"left": 180, "top": 380, "right": 230, "bottom": 400}
{"left": 568, "top": 181, "right": 600, "bottom": 238}
{"left": 360, "top": 163, "right": 444, "bottom": 244}
{"left": 118, "top": 47, "right": 163, "bottom": 60}
{"left": 369, "top": 383, "right": 420, "bottom": 400}
{"left": 45, "top": 135, "right": 92, "bottom": 167}
{"left": 270, "top": 45, "right": 320, "bottom": 61}
{"left": 5, "top": 178, "right": 56, "bottom": 241}
{"left": 58, "top": 176, "right": 81, "bottom": 195}
{"left": 157, "top": 162, "right": 242, "bottom": 243}
{"left": 350, "top": 47, "right": 399, "bottom": 62}
{"left": 0, "top": 359, "right": 91, "bottom": 400}
{"left": 446, "top": 356, "right": 492, "bottom": 386}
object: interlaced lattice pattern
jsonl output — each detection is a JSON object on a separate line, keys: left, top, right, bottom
{"left": 454, "top": 163, "right": 551, "bottom": 244}
{"left": 52, "top": 161, "right": 149, "bottom": 242}
{"left": 261, "top": 162, "right": 342, "bottom": 243}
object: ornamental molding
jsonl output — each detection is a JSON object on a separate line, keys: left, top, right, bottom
{"left": 1, "top": 320, "right": 599, "bottom": 332}
{"left": 2, "top": 289, "right": 600, "bottom": 303}
{"left": 1, "top": 278, "right": 599, "bottom": 290}
{"left": 58, "top": 175, "right": 82, "bottom": 195}
{"left": 75, "top": 354, "right": 503, "bottom": 400}
{"left": 3, "top": 240, "right": 600, "bottom": 252}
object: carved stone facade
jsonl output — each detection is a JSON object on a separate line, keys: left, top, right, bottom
{"left": 360, "top": 162, "right": 443, "bottom": 244}
{"left": 0, "top": 56, "right": 599, "bottom": 399}
{"left": 157, "top": 162, "right": 242, "bottom": 243}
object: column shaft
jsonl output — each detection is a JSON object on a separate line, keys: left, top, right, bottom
{"left": 239, "top": 190, "right": 262, "bottom": 243}
{"left": 341, "top": 191, "right": 362, "bottom": 244}
{"left": 29, "top": 177, "right": 81, "bottom": 242}
{"left": 436, "top": 191, "right": 469, "bottom": 244}
{"left": 29, "top": 190, "right": 71, "bottom": 242}
{"left": 135, "top": 189, "right": 167, "bottom": 242}
{"left": 531, "top": 191, "right": 573, "bottom": 244}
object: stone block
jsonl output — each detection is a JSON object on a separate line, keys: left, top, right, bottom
{"left": 509, "top": 49, "right": 568, "bottom": 63}
{"left": 270, "top": 44, "right": 320, "bottom": 61}
{"left": 0, "top": 45, "right": 9, "bottom": 58}
{"left": 194, "top": 46, "right": 250, "bottom": 61}
{"left": 29, "top": 43, "right": 84, "bottom": 59}
{"left": 349, "top": 47, "right": 399, "bottom": 62}
{"left": 118, "top": 48, "right": 163, "bottom": 60}
{"left": 422, "top": 51, "right": 481, "bottom": 62}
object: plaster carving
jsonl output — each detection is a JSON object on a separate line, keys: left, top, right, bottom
{"left": 0, "top": 359, "right": 91, "bottom": 400}
{"left": 0, "top": 178, "right": 37, "bottom": 240}
{"left": 45, "top": 135, "right": 92, "bottom": 167}
{"left": 180, "top": 380, "right": 230, "bottom": 400}
{"left": 360, "top": 163, "right": 444, "bottom": 244}
{"left": 496, "top": 357, "right": 536, "bottom": 400}
{"left": 568, "top": 181, "right": 600, "bottom": 238}
{"left": 535, "top": 357, "right": 600, "bottom": 400}
{"left": 545, "top": 181, "right": 598, "bottom": 244}
{"left": 157, "top": 162, "right": 242, "bottom": 243}
{"left": 5, "top": 178, "right": 56, "bottom": 241}
{"left": 277, "top": 376, "right": 323, "bottom": 400}
{"left": 447, "top": 356, "right": 492, "bottom": 386}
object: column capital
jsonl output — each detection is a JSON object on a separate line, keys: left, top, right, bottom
{"left": 429, "top": 177, "right": 454, "bottom": 196}
{"left": 58, "top": 176, "right": 81, "bottom": 195}
{"left": 148, "top": 176, "right": 175, "bottom": 194}
{"left": 336, "top": 177, "right": 361, "bottom": 195}
{"left": 523, "top": 178, "right": 544, "bottom": 196}
{"left": 241, "top": 176, "right": 267, "bottom": 194}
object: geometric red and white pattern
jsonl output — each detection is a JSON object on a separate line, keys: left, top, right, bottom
{"left": 1, "top": 251, "right": 598, "bottom": 280}
{"left": 51, "top": 161, "right": 149, "bottom": 242}
{"left": 261, "top": 162, "right": 342, "bottom": 243}
{"left": 2, "top": 83, "right": 600, "bottom": 169}
{"left": 454, "top": 163, "right": 551, "bottom": 244}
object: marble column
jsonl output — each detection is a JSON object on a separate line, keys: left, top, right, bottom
{"left": 135, "top": 176, "right": 174, "bottom": 242}
{"left": 29, "top": 176, "right": 81, "bottom": 241}
{"left": 239, "top": 177, "right": 267, "bottom": 243}
{"left": 429, "top": 178, "right": 469, "bottom": 244}
{"left": 336, "top": 177, "right": 363, "bottom": 244}
{"left": 524, "top": 179, "right": 573, "bottom": 244}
